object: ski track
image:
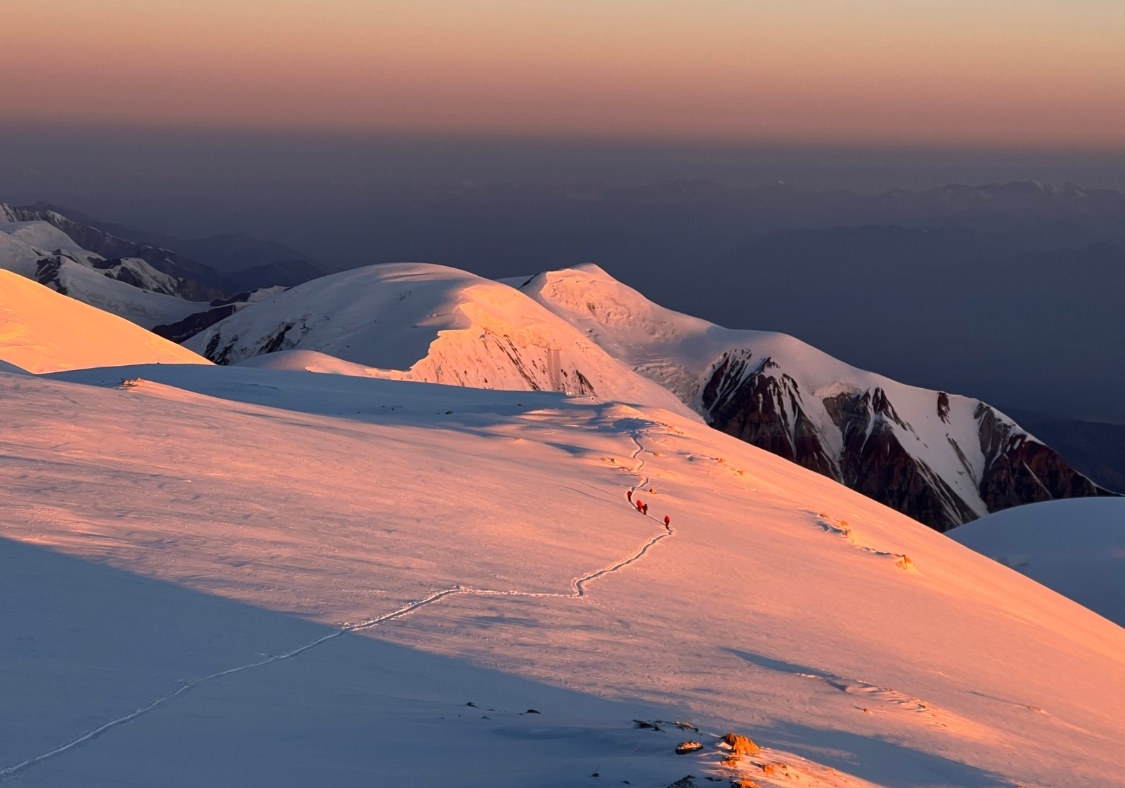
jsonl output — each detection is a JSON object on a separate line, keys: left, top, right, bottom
{"left": 0, "top": 430, "right": 673, "bottom": 779}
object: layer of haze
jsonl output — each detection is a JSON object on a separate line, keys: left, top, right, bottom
{"left": 5, "top": 126, "right": 1124, "bottom": 427}
{"left": 3, "top": 0, "right": 1124, "bottom": 148}
{"left": 3, "top": 0, "right": 1124, "bottom": 427}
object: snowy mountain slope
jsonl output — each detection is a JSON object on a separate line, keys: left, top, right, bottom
{"left": 184, "top": 263, "right": 695, "bottom": 417}
{"left": 951, "top": 498, "right": 1125, "bottom": 628}
{"left": 10, "top": 203, "right": 325, "bottom": 294}
{"left": 150, "top": 285, "right": 290, "bottom": 343}
{"left": 513, "top": 264, "right": 1111, "bottom": 530}
{"left": 1, "top": 214, "right": 209, "bottom": 328}
{"left": 2, "top": 203, "right": 226, "bottom": 301}
{"left": 0, "top": 362, "right": 1120, "bottom": 786}
{"left": 0, "top": 271, "right": 209, "bottom": 372}
{"left": 236, "top": 347, "right": 393, "bottom": 376}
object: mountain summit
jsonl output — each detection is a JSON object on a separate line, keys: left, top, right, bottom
{"left": 514, "top": 264, "right": 1112, "bottom": 530}
{"left": 183, "top": 262, "right": 695, "bottom": 418}
{"left": 177, "top": 259, "right": 1107, "bottom": 530}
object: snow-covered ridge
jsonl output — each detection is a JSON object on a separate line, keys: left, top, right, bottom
{"left": 515, "top": 264, "right": 1110, "bottom": 530}
{"left": 0, "top": 210, "right": 206, "bottom": 328}
{"left": 951, "top": 498, "right": 1125, "bottom": 627}
{"left": 0, "top": 271, "right": 209, "bottom": 373}
{"left": 185, "top": 263, "right": 696, "bottom": 417}
{"left": 1, "top": 206, "right": 289, "bottom": 334}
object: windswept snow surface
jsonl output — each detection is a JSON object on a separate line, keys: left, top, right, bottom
{"left": 185, "top": 263, "right": 696, "bottom": 418}
{"left": 951, "top": 498, "right": 1125, "bottom": 627}
{"left": 514, "top": 264, "right": 1104, "bottom": 529}
{"left": 0, "top": 272, "right": 209, "bottom": 373}
{"left": 237, "top": 348, "right": 398, "bottom": 377}
{"left": 0, "top": 362, "right": 1121, "bottom": 786}
{"left": 0, "top": 217, "right": 206, "bottom": 328}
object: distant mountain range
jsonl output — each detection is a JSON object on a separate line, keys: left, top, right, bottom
{"left": 2, "top": 202, "right": 323, "bottom": 333}
{"left": 7, "top": 203, "right": 323, "bottom": 296}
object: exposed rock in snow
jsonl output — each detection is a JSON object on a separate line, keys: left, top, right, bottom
{"left": 721, "top": 733, "right": 760, "bottom": 756}
{"left": 515, "top": 264, "right": 1111, "bottom": 530}
{"left": 151, "top": 286, "right": 289, "bottom": 343}
{"left": 0, "top": 271, "right": 210, "bottom": 373}
{"left": 185, "top": 263, "right": 696, "bottom": 417}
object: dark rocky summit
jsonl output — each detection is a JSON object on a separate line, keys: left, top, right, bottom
{"left": 700, "top": 350, "right": 1113, "bottom": 531}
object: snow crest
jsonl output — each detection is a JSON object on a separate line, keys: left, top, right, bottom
{"left": 186, "top": 263, "right": 695, "bottom": 417}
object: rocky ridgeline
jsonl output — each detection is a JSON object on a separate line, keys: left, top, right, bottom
{"left": 701, "top": 351, "right": 1109, "bottom": 531}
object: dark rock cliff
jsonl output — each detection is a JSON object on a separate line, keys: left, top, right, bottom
{"left": 699, "top": 349, "right": 1113, "bottom": 531}
{"left": 975, "top": 404, "right": 1107, "bottom": 511}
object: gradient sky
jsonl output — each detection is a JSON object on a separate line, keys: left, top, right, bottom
{"left": 3, "top": 0, "right": 1123, "bottom": 148}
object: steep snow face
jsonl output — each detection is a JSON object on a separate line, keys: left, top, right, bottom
{"left": 0, "top": 216, "right": 207, "bottom": 328}
{"left": 1, "top": 364, "right": 1123, "bottom": 786}
{"left": 517, "top": 264, "right": 1109, "bottom": 530}
{"left": 951, "top": 498, "right": 1125, "bottom": 627}
{"left": 186, "top": 263, "right": 695, "bottom": 417}
{"left": 0, "top": 271, "right": 209, "bottom": 373}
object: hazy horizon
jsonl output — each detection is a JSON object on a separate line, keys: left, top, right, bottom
{"left": 3, "top": 0, "right": 1124, "bottom": 426}
{"left": 4, "top": 1, "right": 1124, "bottom": 148}
{"left": 5, "top": 125, "right": 1125, "bottom": 207}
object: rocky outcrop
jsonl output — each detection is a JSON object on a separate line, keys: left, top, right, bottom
{"left": 33, "top": 256, "right": 67, "bottom": 293}
{"left": 699, "top": 350, "right": 1113, "bottom": 531}
{"left": 153, "top": 304, "right": 239, "bottom": 344}
{"left": 702, "top": 352, "right": 838, "bottom": 478}
{"left": 508, "top": 263, "right": 1117, "bottom": 529}
{"left": 976, "top": 404, "right": 1108, "bottom": 511}
{"left": 721, "top": 733, "right": 760, "bottom": 756}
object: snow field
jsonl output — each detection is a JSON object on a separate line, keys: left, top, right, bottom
{"left": 0, "top": 272, "right": 209, "bottom": 372}
{"left": 952, "top": 497, "right": 1125, "bottom": 627}
{"left": 0, "top": 365, "right": 1122, "bottom": 785}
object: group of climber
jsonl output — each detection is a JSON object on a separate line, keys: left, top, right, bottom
{"left": 626, "top": 489, "right": 671, "bottom": 529}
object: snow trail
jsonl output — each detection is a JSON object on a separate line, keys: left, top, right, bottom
{"left": 574, "top": 528, "right": 671, "bottom": 597}
{"left": 0, "top": 587, "right": 462, "bottom": 779}
{"left": 572, "top": 431, "right": 673, "bottom": 595}
{"left": 0, "top": 429, "right": 673, "bottom": 780}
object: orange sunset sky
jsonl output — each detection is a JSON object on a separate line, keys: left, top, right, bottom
{"left": 2, "top": 0, "right": 1123, "bottom": 149}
